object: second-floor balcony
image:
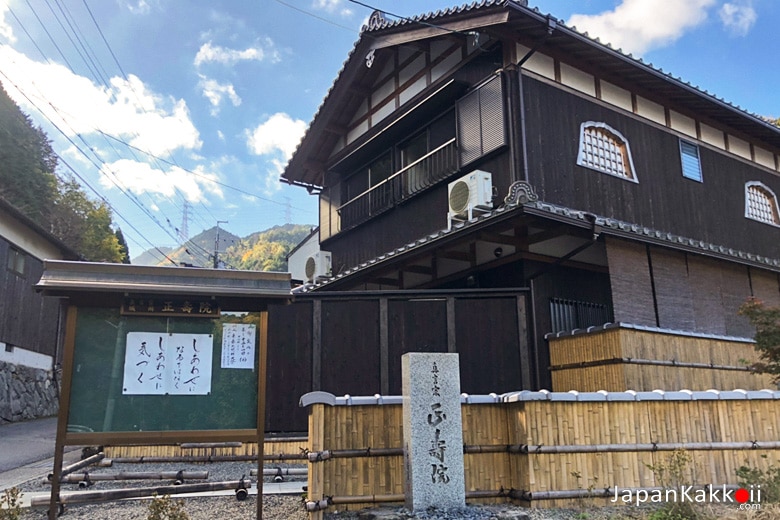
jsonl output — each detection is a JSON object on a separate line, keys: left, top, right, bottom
{"left": 338, "top": 138, "right": 458, "bottom": 230}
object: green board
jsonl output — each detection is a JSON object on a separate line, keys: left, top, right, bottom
{"left": 67, "top": 307, "right": 259, "bottom": 433}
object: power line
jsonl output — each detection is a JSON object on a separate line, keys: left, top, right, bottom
{"left": 8, "top": 2, "right": 220, "bottom": 252}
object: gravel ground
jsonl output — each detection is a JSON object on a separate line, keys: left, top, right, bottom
{"left": 11, "top": 461, "right": 780, "bottom": 519}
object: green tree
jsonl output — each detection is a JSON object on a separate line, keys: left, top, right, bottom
{"left": 0, "top": 81, "right": 126, "bottom": 263}
{"left": 739, "top": 297, "right": 780, "bottom": 382}
{"left": 0, "top": 84, "right": 59, "bottom": 221}
{"left": 115, "top": 228, "right": 131, "bottom": 264}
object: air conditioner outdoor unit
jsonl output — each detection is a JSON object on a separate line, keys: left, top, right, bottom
{"left": 304, "top": 251, "right": 332, "bottom": 282}
{"left": 447, "top": 170, "right": 493, "bottom": 229}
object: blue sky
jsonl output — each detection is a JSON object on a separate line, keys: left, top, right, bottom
{"left": 0, "top": 0, "right": 775, "bottom": 263}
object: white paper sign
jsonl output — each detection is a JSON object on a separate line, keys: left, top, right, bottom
{"left": 221, "top": 324, "right": 256, "bottom": 369}
{"left": 122, "top": 332, "right": 213, "bottom": 395}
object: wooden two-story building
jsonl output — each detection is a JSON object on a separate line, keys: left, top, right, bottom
{"left": 269, "top": 0, "right": 780, "bottom": 431}
{"left": 0, "top": 196, "right": 80, "bottom": 422}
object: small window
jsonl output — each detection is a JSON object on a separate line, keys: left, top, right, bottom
{"left": 680, "top": 139, "right": 702, "bottom": 182}
{"left": 6, "top": 248, "right": 26, "bottom": 276}
{"left": 577, "top": 122, "right": 637, "bottom": 182}
{"left": 745, "top": 182, "right": 780, "bottom": 226}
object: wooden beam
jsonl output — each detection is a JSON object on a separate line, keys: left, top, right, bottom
{"left": 323, "top": 124, "right": 348, "bottom": 135}
{"left": 478, "top": 231, "right": 524, "bottom": 247}
{"left": 527, "top": 226, "right": 570, "bottom": 245}
{"left": 401, "top": 264, "right": 434, "bottom": 276}
{"left": 437, "top": 249, "right": 472, "bottom": 262}
{"left": 371, "top": 277, "right": 400, "bottom": 287}
{"left": 368, "top": 12, "right": 510, "bottom": 50}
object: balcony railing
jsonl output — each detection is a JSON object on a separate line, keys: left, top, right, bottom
{"left": 338, "top": 138, "right": 458, "bottom": 230}
{"left": 549, "top": 298, "right": 613, "bottom": 334}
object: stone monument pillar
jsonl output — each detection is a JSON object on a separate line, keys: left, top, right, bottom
{"left": 401, "top": 352, "right": 465, "bottom": 511}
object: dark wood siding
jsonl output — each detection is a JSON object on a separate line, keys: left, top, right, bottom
{"left": 324, "top": 152, "right": 510, "bottom": 272}
{"left": 266, "top": 301, "right": 313, "bottom": 433}
{"left": 321, "top": 300, "right": 381, "bottom": 395}
{"left": 455, "top": 297, "right": 522, "bottom": 393}
{"left": 527, "top": 261, "right": 613, "bottom": 390}
{"left": 0, "top": 238, "right": 61, "bottom": 359}
{"left": 387, "top": 299, "right": 447, "bottom": 393}
{"left": 522, "top": 74, "right": 780, "bottom": 260}
{"left": 266, "top": 290, "right": 531, "bottom": 432}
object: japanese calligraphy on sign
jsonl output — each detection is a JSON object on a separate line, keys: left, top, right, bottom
{"left": 121, "top": 298, "right": 220, "bottom": 318}
{"left": 122, "top": 332, "right": 213, "bottom": 395}
{"left": 401, "top": 352, "right": 465, "bottom": 510}
{"left": 221, "top": 324, "right": 256, "bottom": 370}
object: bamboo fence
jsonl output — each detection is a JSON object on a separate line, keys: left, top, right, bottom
{"left": 304, "top": 390, "right": 780, "bottom": 516}
{"left": 102, "top": 437, "right": 307, "bottom": 461}
{"left": 548, "top": 325, "right": 774, "bottom": 391}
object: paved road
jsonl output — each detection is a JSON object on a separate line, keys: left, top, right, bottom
{"left": 0, "top": 417, "right": 59, "bottom": 473}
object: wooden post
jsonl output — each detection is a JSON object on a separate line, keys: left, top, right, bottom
{"left": 49, "top": 306, "right": 78, "bottom": 520}
{"left": 256, "top": 311, "right": 269, "bottom": 520}
{"left": 308, "top": 403, "right": 325, "bottom": 520}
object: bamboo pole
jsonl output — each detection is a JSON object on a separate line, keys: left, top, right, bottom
{"left": 249, "top": 468, "right": 307, "bottom": 477}
{"left": 55, "top": 471, "right": 209, "bottom": 484}
{"left": 30, "top": 480, "right": 251, "bottom": 507}
{"left": 306, "top": 444, "right": 524, "bottom": 462}
{"left": 180, "top": 442, "right": 242, "bottom": 449}
{"left": 305, "top": 489, "right": 522, "bottom": 510}
{"left": 109, "top": 453, "right": 307, "bottom": 464}
{"left": 523, "top": 440, "right": 780, "bottom": 454}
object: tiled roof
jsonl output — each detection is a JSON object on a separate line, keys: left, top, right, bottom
{"left": 282, "top": 1, "right": 780, "bottom": 187}
{"left": 302, "top": 199, "right": 780, "bottom": 292}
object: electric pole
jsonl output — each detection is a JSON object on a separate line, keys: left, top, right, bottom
{"left": 214, "top": 220, "right": 228, "bottom": 268}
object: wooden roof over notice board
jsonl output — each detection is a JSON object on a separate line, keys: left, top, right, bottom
{"left": 36, "top": 260, "right": 292, "bottom": 310}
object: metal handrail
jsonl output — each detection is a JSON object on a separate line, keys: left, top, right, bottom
{"left": 337, "top": 138, "right": 457, "bottom": 212}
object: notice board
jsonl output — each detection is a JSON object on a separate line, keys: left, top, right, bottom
{"left": 67, "top": 307, "right": 260, "bottom": 433}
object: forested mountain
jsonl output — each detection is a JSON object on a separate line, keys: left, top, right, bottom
{"left": 0, "top": 82, "right": 127, "bottom": 262}
{"left": 132, "top": 224, "right": 312, "bottom": 272}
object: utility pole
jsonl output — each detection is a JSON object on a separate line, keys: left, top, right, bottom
{"left": 214, "top": 220, "right": 228, "bottom": 268}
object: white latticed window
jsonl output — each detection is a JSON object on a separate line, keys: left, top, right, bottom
{"left": 745, "top": 182, "right": 780, "bottom": 226}
{"left": 577, "top": 122, "right": 637, "bottom": 182}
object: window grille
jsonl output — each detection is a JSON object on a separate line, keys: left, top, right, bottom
{"left": 577, "top": 122, "right": 637, "bottom": 182}
{"left": 745, "top": 182, "right": 780, "bottom": 226}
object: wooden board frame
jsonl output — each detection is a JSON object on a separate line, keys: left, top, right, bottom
{"left": 49, "top": 305, "right": 271, "bottom": 520}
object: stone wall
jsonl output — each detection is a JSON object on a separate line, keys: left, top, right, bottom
{"left": 0, "top": 360, "right": 59, "bottom": 423}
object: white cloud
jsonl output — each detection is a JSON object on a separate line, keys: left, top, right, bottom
{"left": 194, "top": 39, "right": 280, "bottom": 67}
{"left": 100, "top": 159, "right": 223, "bottom": 203}
{"left": 312, "top": 0, "right": 353, "bottom": 17}
{"left": 567, "top": 0, "right": 716, "bottom": 55}
{"left": 0, "top": 1, "right": 15, "bottom": 43}
{"left": 0, "top": 45, "right": 201, "bottom": 156}
{"left": 124, "top": 1, "right": 158, "bottom": 15}
{"left": 198, "top": 75, "right": 241, "bottom": 115}
{"left": 247, "top": 112, "right": 306, "bottom": 160}
{"left": 246, "top": 112, "right": 306, "bottom": 193}
{"left": 719, "top": 1, "right": 757, "bottom": 36}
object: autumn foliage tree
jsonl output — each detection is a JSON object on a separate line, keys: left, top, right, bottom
{"left": 739, "top": 297, "right": 780, "bottom": 382}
